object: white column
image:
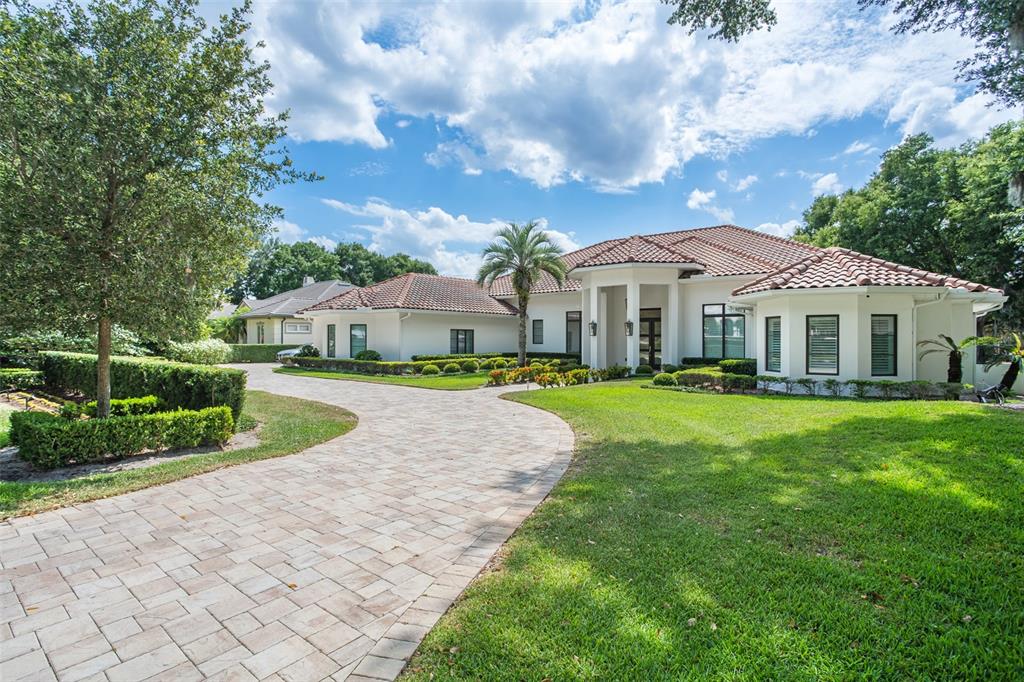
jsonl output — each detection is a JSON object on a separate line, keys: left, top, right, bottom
{"left": 588, "top": 285, "right": 601, "bottom": 368}
{"left": 666, "top": 282, "right": 679, "bottom": 367}
{"left": 626, "top": 278, "right": 640, "bottom": 369}
{"left": 598, "top": 289, "right": 608, "bottom": 368}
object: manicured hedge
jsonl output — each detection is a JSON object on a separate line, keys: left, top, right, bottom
{"left": 39, "top": 352, "right": 246, "bottom": 420}
{"left": 165, "top": 339, "right": 233, "bottom": 365}
{"left": 81, "top": 395, "right": 162, "bottom": 417}
{"left": 0, "top": 368, "right": 43, "bottom": 390}
{"left": 10, "top": 406, "right": 233, "bottom": 470}
{"left": 718, "top": 358, "right": 756, "bottom": 376}
{"left": 281, "top": 356, "right": 440, "bottom": 375}
{"left": 228, "top": 344, "right": 297, "bottom": 363}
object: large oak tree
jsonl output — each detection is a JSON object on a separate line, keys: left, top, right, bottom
{"left": 0, "top": 0, "right": 313, "bottom": 416}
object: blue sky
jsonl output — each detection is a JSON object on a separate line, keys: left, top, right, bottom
{"left": 225, "top": 0, "right": 1018, "bottom": 277}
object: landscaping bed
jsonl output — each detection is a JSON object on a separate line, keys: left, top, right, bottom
{"left": 404, "top": 381, "right": 1024, "bottom": 679}
{"left": 273, "top": 366, "right": 491, "bottom": 390}
{"left": 0, "top": 390, "right": 356, "bottom": 518}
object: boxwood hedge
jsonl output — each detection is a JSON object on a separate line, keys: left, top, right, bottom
{"left": 228, "top": 344, "right": 296, "bottom": 363}
{"left": 10, "top": 406, "right": 233, "bottom": 470}
{"left": 39, "top": 352, "right": 246, "bottom": 420}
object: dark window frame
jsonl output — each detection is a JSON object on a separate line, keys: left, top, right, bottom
{"left": 450, "top": 329, "right": 475, "bottom": 354}
{"left": 870, "top": 314, "right": 898, "bottom": 376}
{"left": 326, "top": 324, "right": 336, "bottom": 358}
{"left": 532, "top": 319, "right": 544, "bottom": 345}
{"left": 565, "top": 311, "right": 582, "bottom": 354}
{"left": 765, "top": 316, "right": 782, "bottom": 373}
{"left": 702, "top": 303, "right": 746, "bottom": 359}
{"left": 805, "top": 314, "right": 840, "bottom": 376}
{"left": 350, "top": 323, "right": 367, "bottom": 357}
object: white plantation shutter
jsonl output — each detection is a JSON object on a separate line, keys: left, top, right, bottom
{"left": 871, "top": 315, "right": 896, "bottom": 376}
{"left": 807, "top": 316, "right": 839, "bottom": 374}
{"left": 766, "top": 317, "right": 781, "bottom": 372}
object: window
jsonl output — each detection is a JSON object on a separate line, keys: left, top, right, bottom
{"left": 766, "top": 316, "right": 782, "bottom": 372}
{"left": 256, "top": 322, "right": 265, "bottom": 344}
{"left": 450, "top": 329, "right": 474, "bottom": 354}
{"left": 702, "top": 304, "right": 746, "bottom": 358}
{"left": 326, "top": 324, "right": 336, "bottom": 358}
{"left": 806, "top": 315, "right": 839, "bottom": 375}
{"left": 285, "top": 322, "right": 311, "bottom": 334}
{"left": 350, "top": 324, "right": 367, "bottom": 357}
{"left": 871, "top": 315, "right": 897, "bottom": 376}
{"left": 566, "top": 311, "right": 582, "bottom": 354}
{"left": 533, "top": 319, "right": 544, "bottom": 344}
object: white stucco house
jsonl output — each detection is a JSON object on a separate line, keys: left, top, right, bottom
{"left": 298, "top": 225, "right": 1014, "bottom": 386}
{"left": 238, "top": 277, "right": 354, "bottom": 346}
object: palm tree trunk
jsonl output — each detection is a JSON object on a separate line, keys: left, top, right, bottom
{"left": 999, "top": 360, "right": 1020, "bottom": 392}
{"left": 948, "top": 350, "right": 962, "bottom": 383}
{"left": 517, "top": 297, "right": 527, "bottom": 366}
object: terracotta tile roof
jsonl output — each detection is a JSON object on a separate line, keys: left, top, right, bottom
{"left": 490, "top": 225, "right": 820, "bottom": 296}
{"left": 302, "top": 273, "right": 518, "bottom": 315}
{"left": 732, "top": 246, "right": 1004, "bottom": 296}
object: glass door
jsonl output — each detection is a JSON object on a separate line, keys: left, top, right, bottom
{"left": 326, "top": 324, "right": 336, "bottom": 358}
{"left": 566, "top": 311, "right": 582, "bottom": 354}
{"left": 639, "top": 308, "right": 661, "bottom": 368}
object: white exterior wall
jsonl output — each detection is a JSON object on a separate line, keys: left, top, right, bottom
{"left": 309, "top": 311, "right": 402, "bottom": 360}
{"left": 679, "top": 276, "right": 758, "bottom": 361}
{"left": 398, "top": 312, "right": 518, "bottom": 360}
{"left": 281, "top": 319, "right": 315, "bottom": 347}
{"left": 245, "top": 317, "right": 280, "bottom": 344}
{"left": 519, "top": 292, "right": 584, "bottom": 354}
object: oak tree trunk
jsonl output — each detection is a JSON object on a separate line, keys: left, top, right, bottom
{"left": 96, "top": 316, "right": 112, "bottom": 418}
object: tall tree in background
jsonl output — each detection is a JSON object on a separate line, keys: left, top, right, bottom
{"left": 228, "top": 240, "right": 341, "bottom": 302}
{"left": 477, "top": 222, "right": 567, "bottom": 366}
{"left": 0, "top": 0, "right": 313, "bottom": 416}
{"left": 661, "top": 0, "right": 776, "bottom": 41}
{"left": 793, "top": 122, "right": 1024, "bottom": 327}
{"left": 333, "top": 242, "right": 437, "bottom": 287}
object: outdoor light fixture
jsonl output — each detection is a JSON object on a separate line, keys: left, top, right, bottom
{"left": 624, "top": 320, "right": 634, "bottom": 336}
{"left": 589, "top": 321, "right": 598, "bottom": 336}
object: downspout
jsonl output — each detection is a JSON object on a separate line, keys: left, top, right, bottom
{"left": 399, "top": 312, "right": 411, "bottom": 360}
{"left": 910, "top": 290, "right": 949, "bottom": 380}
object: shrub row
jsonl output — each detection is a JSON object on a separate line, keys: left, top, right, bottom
{"left": 78, "top": 395, "right": 162, "bottom": 418}
{"left": 658, "top": 370, "right": 756, "bottom": 392}
{"left": 677, "top": 357, "right": 757, "bottom": 375}
{"left": 281, "top": 355, "right": 579, "bottom": 376}
{"left": 410, "top": 351, "right": 581, "bottom": 362}
{"left": 228, "top": 344, "right": 297, "bottom": 363}
{"left": 486, "top": 364, "right": 628, "bottom": 386}
{"left": 39, "top": 352, "right": 246, "bottom": 420}
{"left": 0, "top": 368, "right": 44, "bottom": 390}
{"left": 753, "top": 376, "right": 966, "bottom": 400}
{"left": 165, "top": 339, "right": 233, "bottom": 365}
{"left": 10, "top": 406, "right": 234, "bottom": 470}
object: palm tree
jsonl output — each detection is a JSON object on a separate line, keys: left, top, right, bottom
{"left": 917, "top": 334, "right": 983, "bottom": 383}
{"left": 477, "top": 221, "right": 567, "bottom": 366}
{"left": 981, "top": 332, "right": 1024, "bottom": 391}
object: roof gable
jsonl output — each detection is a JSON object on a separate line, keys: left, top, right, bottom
{"left": 241, "top": 280, "right": 355, "bottom": 317}
{"left": 303, "top": 273, "right": 518, "bottom": 315}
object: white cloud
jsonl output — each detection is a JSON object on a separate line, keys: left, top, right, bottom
{"left": 687, "top": 188, "right": 735, "bottom": 222}
{"left": 395, "top": 119, "right": 412, "bottom": 128}
{"left": 716, "top": 169, "right": 729, "bottom": 183}
{"left": 843, "top": 140, "right": 875, "bottom": 155}
{"left": 249, "top": 0, "right": 1007, "bottom": 191}
{"left": 321, "top": 198, "right": 580, "bottom": 277}
{"left": 811, "top": 172, "right": 843, "bottom": 196}
{"left": 271, "top": 219, "right": 337, "bottom": 249}
{"left": 733, "top": 174, "right": 758, "bottom": 191}
{"left": 756, "top": 220, "right": 801, "bottom": 238}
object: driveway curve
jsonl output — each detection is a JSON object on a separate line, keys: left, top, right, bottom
{"left": 0, "top": 364, "right": 573, "bottom": 681}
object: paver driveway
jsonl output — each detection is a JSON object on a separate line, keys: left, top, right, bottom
{"left": 0, "top": 365, "right": 573, "bottom": 681}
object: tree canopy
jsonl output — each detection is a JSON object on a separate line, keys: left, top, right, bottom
{"left": 0, "top": 0, "right": 312, "bottom": 414}
{"left": 227, "top": 239, "right": 438, "bottom": 302}
{"left": 793, "top": 122, "right": 1024, "bottom": 328}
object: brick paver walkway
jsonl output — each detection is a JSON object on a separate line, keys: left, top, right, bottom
{"left": 0, "top": 365, "right": 573, "bottom": 681}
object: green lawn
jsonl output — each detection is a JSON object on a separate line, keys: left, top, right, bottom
{"left": 0, "top": 390, "right": 356, "bottom": 519}
{"left": 404, "top": 382, "right": 1024, "bottom": 679}
{"left": 0, "top": 404, "right": 13, "bottom": 448}
{"left": 274, "top": 366, "right": 488, "bottom": 390}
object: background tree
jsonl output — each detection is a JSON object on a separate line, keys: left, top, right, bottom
{"left": 0, "top": 0, "right": 313, "bottom": 416}
{"left": 792, "top": 123, "right": 1024, "bottom": 328}
{"left": 661, "top": 0, "right": 776, "bottom": 41}
{"left": 228, "top": 240, "right": 341, "bottom": 302}
{"left": 476, "top": 222, "right": 567, "bottom": 366}
{"left": 334, "top": 242, "right": 436, "bottom": 287}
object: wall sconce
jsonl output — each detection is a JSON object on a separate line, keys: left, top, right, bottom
{"left": 624, "top": 320, "right": 634, "bottom": 336}
{"left": 589, "top": 321, "right": 598, "bottom": 336}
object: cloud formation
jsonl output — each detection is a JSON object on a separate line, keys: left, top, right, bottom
{"left": 687, "top": 188, "right": 735, "bottom": 222}
{"left": 250, "top": 0, "right": 1014, "bottom": 192}
{"left": 810, "top": 172, "right": 843, "bottom": 196}
{"left": 321, "top": 198, "right": 580, "bottom": 277}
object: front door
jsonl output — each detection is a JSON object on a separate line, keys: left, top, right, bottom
{"left": 639, "top": 308, "right": 661, "bottom": 368}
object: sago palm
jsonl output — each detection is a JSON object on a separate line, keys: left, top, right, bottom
{"left": 917, "top": 334, "right": 982, "bottom": 383}
{"left": 981, "top": 332, "right": 1023, "bottom": 392}
{"left": 477, "top": 221, "right": 567, "bottom": 365}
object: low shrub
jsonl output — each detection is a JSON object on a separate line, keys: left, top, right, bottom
{"left": 718, "top": 358, "right": 757, "bottom": 376}
{"left": 39, "top": 352, "right": 246, "bottom": 420}
{"left": 410, "top": 351, "right": 581, "bottom": 362}
{"left": 530, "top": 360, "right": 543, "bottom": 367}
{"left": 781, "top": 377, "right": 798, "bottom": 395}
{"left": 487, "top": 369, "right": 507, "bottom": 385}
{"left": 0, "top": 368, "right": 43, "bottom": 390}
{"left": 722, "top": 373, "right": 756, "bottom": 393}
{"left": 662, "top": 363, "right": 678, "bottom": 374}
{"left": 491, "top": 358, "right": 508, "bottom": 369}
{"left": 680, "top": 356, "right": 720, "bottom": 366}
{"left": 354, "top": 349, "right": 383, "bottom": 361}
{"left": 635, "top": 364, "right": 654, "bottom": 375}
{"left": 900, "top": 380, "right": 936, "bottom": 400}
{"left": 564, "top": 368, "right": 590, "bottom": 385}
{"left": 875, "top": 379, "right": 900, "bottom": 399}
{"left": 652, "top": 372, "right": 677, "bottom": 386}
{"left": 847, "top": 379, "right": 874, "bottom": 399}
{"left": 795, "top": 378, "right": 819, "bottom": 395}
{"left": 478, "top": 359, "right": 493, "bottom": 370}
{"left": 421, "top": 364, "right": 441, "bottom": 375}
{"left": 754, "top": 374, "right": 779, "bottom": 393}
{"left": 164, "top": 339, "right": 232, "bottom": 365}
{"left": 461, "top": 360, "right": 480, "bottom": 373}
{"left": 535, "top": 372, "right": 560, "bottom": 388}
{"left": 81, "top": 395, "right": 162, "bottom": 418}
{"left": 936, "top": 382, "right": 964, "bottom": 400}
{"left": 605, "top": 364, "right": 630, "bottom": 379}
{"left": 11, "top": 406, "right": 233, "bottom": 470}
{"left": 228, "top": 344, "right": 297, "bottom": 363}
{"left": 823, "top": 378, "right": 845, "bottom": 397}
{"left": 675, "top": 371, "right": 720, "bottom": 389}
{"left": 298, "top": 344, "right": 319, "bottom": 357}
{"left": 443, "top": 362, "right": 461, "bottom": 374}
